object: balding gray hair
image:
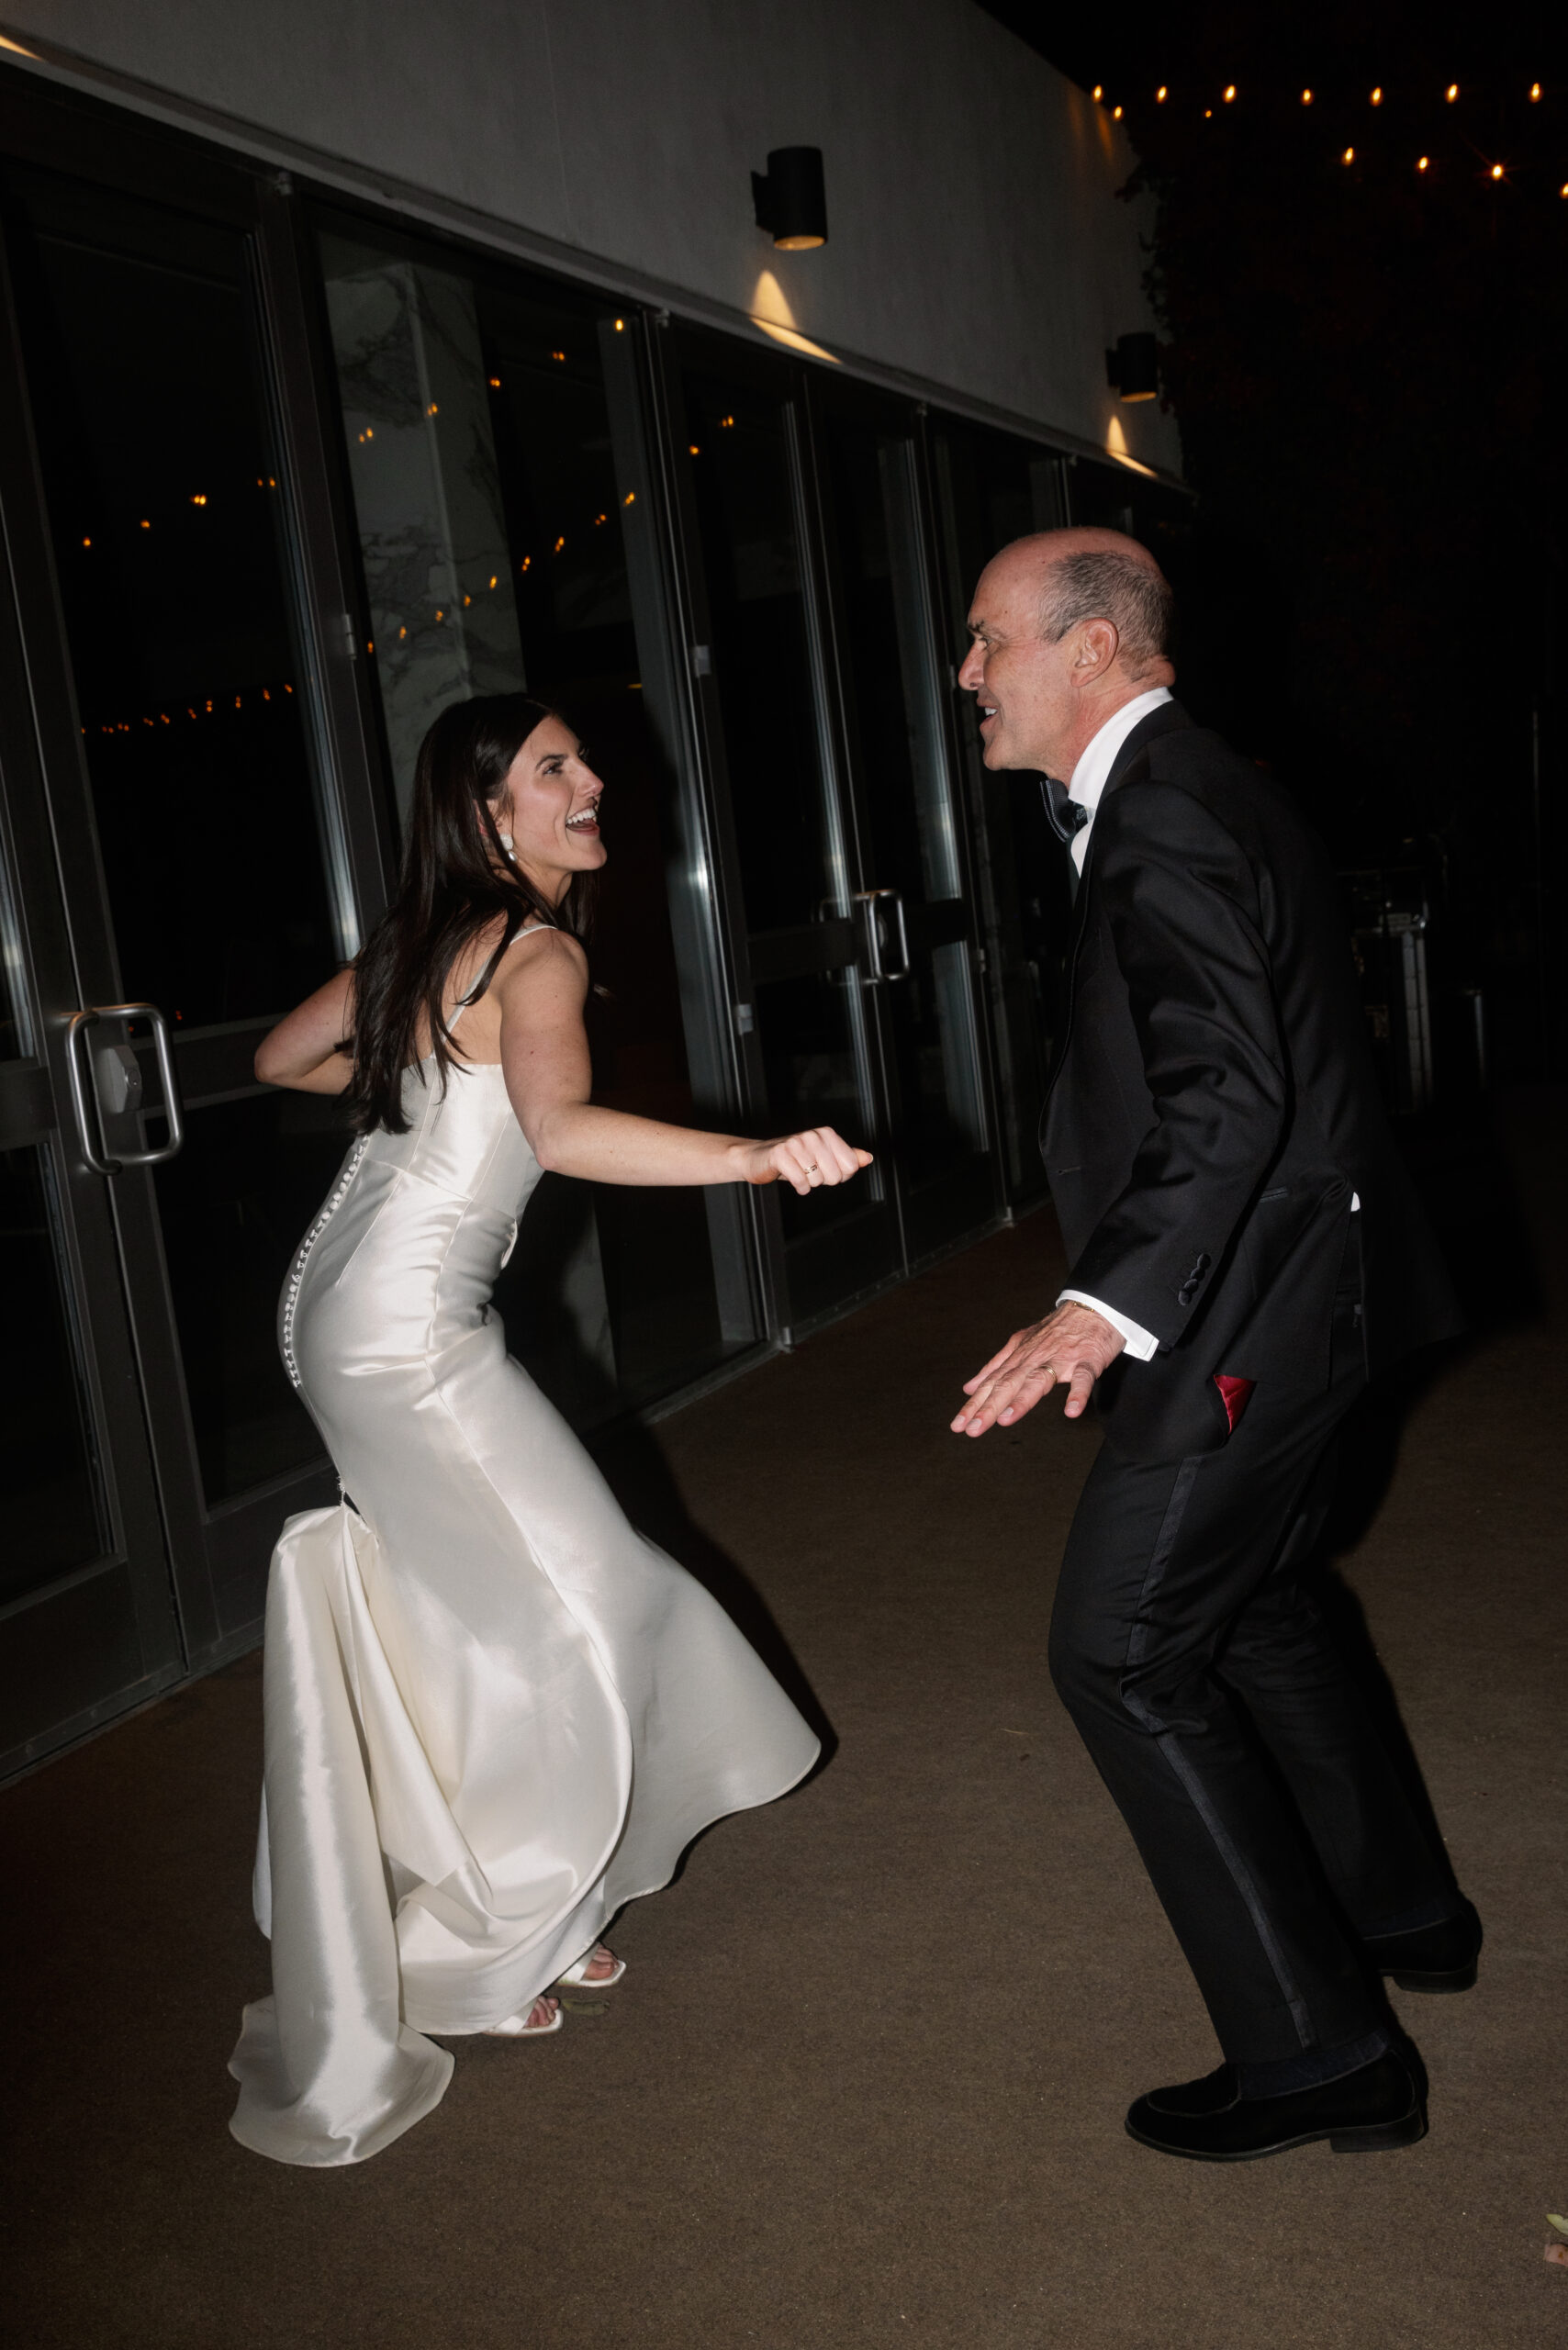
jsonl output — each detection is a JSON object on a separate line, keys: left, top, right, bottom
{"left": 1039, "top": 549, "right": 1173, "bottom": 675}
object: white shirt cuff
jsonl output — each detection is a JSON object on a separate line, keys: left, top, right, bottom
{"left": 1058, "top": 1290, "right": 1159, "bottom": 1361}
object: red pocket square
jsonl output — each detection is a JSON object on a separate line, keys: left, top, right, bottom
{"left": 1214, "top": 1373, "right": 1256, "bottom": 1432}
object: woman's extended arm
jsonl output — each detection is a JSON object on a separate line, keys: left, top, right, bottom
{"left": 499, "top": 930, "right": 870, "bottom": 1193}
{"left": 254, "top": 968, "right": 355, "bottom": 1094}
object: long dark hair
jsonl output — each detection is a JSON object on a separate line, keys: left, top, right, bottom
{"left": 346, "top": 693, "right": 595, "bottom": 1134}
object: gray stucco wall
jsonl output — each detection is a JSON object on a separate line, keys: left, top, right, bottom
{"left": 4, "top": 0, "right": 1178, "bottom": 473}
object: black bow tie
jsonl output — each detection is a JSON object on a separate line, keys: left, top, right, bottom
{"left": 1041, "top": 775, "right": 1088, "bottom": 846}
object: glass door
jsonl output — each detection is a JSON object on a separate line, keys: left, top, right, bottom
{"left": 807, "top": 379, "right": 998, "bottom": 1263}
{"left": 0, "top": 103, "right": 380, "bottom": 1767}
{"left": 664, "top": 332, "right": 1002, "bottom": 1328}
{"left": 664, "top": 337, "right": 904, "bottom": 1327}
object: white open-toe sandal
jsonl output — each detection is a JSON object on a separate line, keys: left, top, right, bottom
{"left": 482, "top": 1997, "right": 562, "bottom": 2038}
{"left": 556, "top": 1943, "right": 626, "bottom": 1989}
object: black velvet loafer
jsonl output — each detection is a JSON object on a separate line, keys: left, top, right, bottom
{"left": 1363, "top": 1899, "right": 1483, "bottom": 1993}
{"left": 1126, "top": 2051, "right": 1427, "bottom": 2163}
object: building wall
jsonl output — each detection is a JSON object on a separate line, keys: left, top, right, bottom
{"left": 6, "top": 0, "right": 1179, "bottom": 473}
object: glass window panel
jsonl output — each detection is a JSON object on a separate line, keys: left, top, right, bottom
{"left": 1, "top": 1146, "right": 107, "bottom": 1605}
{"left": 6, "top": 168, "right": 339, "bottom": 1025}
{"left": 319, "top": 221, "right": 751, "bottom": 1409}
{"left": 681, "top": 373, "right": 835, "bottom": 932}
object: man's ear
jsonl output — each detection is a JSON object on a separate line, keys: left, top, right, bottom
{"left": 1072, "top": 618, "right": 1120, "bottom": 679}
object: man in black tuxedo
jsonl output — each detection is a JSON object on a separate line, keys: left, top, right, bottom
{"left": 953, "top": 528, "right": 1476, "bottom": 2162}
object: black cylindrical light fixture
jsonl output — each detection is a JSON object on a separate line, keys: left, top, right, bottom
{"left": 1106, "top": 330, "right": 1159, "bottom": 402}
{"left": 752, "top": 147, "right": 828, "bottom": 250}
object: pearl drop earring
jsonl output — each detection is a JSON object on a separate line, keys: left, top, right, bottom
{"left": 498, "top": 831, "right": 516, "bottom": 858}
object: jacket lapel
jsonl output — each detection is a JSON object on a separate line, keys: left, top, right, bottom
{"left": 1039, "top": 700, "right": 1195, "bottom": 1134}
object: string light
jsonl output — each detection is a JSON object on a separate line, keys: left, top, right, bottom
{"left": 1092, "top": 84, "right": 1103, "bottom": 101}
{"left": 689, "top": 443, "right": 700, "bottom": 454}
{"left": 553, "top": 535, "right": 565, "bottom": 553}
{"left": 1530, "top": 84, "right": 1541, "bottom": 102}
{"left": 550, "top": 349, "right": 566, "bottom": 363}
{"left": 1224, "top": 85, "right": 1236, "bottom": 103}
{"left": 622, "top": 491, "right": 635, "bottom": 506}
{"left": 1301, "top": 88, "right": 1313, "bottom": 105}
{"left": 613, "top": 318, "right": 625, "bottom": 330}
{"left": 1490, "top": 162, "right": 1505, "bottom": 179}
{"left": 1370, "top": 87, "right": 1383, "bottom": 106}
{"left": 1113, "top": 104, "right": 1123, "bottom": 119}
{"left": 1417, "top": 155, "right": 1430, "bottom": 172}
{"left": 488, "top": 375, "right": 500, "bottom": 386}
{"left": 191, "top": 493, "right": 207, "bottom": 506}
{"left": 1342, "top": 146, "right": 1355, "bottom": 164}
{"left": 1446, "top": 84, "right": 1459, "bottom": 102}
{"left": 1156, "top": 86, "right": 1167, "bottom": 102}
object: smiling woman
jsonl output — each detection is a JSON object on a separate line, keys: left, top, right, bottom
{"left": 234, "top": 688, "right": 869, "bottom": 2163}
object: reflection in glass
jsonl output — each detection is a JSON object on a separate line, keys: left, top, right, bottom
{"left": 152, "top": 1095, "right": 352, "bottom": 1504}
{"left": 8, "top": 168, "right": 339, "bottom": 1025}
{"left": 681, "top": 373, "right": 835, "bottom": 932}
{"left": 319, "top": 222, "right": 747, "bottom": 1411}
{"left": 1, "top": 1147, "right": 106, "bottom": 1606}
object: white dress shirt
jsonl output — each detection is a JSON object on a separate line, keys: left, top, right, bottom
{"left": 1053, "top": 687, "right": 1356, "bottom": 1365}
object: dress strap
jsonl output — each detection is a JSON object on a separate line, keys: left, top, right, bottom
{"left": 454, "top": 915, "right": 554, "bottom": 1010}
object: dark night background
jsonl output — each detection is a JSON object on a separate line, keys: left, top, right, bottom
{"left": 985, "top": 0, "right": 1567, "bottom": 1085}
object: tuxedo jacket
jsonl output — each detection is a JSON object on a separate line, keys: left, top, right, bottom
{"left": 1040, "top": 700, "right": 1462, "bottom": 1462}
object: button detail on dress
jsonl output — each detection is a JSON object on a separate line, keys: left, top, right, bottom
{"left": 280, "top": 1136, "right": 369, "bottom": 1389}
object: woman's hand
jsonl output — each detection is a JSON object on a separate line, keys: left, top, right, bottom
{"left": 740, "top": 1128, "right": 873, "bottom": 1195}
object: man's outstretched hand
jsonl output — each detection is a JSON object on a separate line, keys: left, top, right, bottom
{"left": 951, "top": 1302, "right": 1126, "bottom": 1438}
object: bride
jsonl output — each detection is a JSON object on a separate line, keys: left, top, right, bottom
{"left": 229, "top": 692, "right": 868, "bottom": 2165}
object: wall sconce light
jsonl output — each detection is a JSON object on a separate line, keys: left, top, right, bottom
{"left": 1106, "top": 330, "right": 1159, "bottom": 402}
{"left": 752, "top": 147, "right": 828, "bottom": 250}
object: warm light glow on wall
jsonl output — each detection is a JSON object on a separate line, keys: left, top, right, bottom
{"left": 1105, "top": 415, "right": 1158, "bottom": 478}
{"left": 749, "top": 268, "right": 841, "bottom": 365}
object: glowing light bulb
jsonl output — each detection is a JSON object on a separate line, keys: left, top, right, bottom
{"left": 1156, "top": 86, "right": 1167, "bottom": 102}
{"left": 1446, "top": 84, "right": 1459, "bottom": 102}
{"left": 1417, "top": 155, "right": 1429, "bottom": 172}
{"left": 1490, "top": 162, "right": 1504, "bottom": 179}
{"left": 1301, "top": 88, "right": 1313, "bottom": 105}
{"left": 614, "top": 318, "right": 625, "bottom": 330}
{"left": 1530, "top": 83, "right": 1541, "bottom": 102}
{"left": 1112, "top": 104, "right": 1123, "bottom": 118}
{"left": 488, "top": 375, "right": 500, "bottom": 387}
{"left": 1092, "top": 84, "right": 1103, "bottom": 101}
{"left": 1224, "top": 85, "right": 1236, "bottom": 102}
{"left": 1342, "top": 146, "right": 1355, "bottom": 163}
{"left": 1371, "top": 87, "right": 1383, "bottom": 105}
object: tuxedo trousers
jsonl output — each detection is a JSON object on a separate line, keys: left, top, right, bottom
{"left": 1049, "top": 1243, "right": 1459, "bottom": 2066}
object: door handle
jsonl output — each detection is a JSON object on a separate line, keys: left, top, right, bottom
{"left": 66, "top": 1002, "right": 187, "bottom": 1174}
{"left": 854, "top": 888, "right": 911, "bottom": 983}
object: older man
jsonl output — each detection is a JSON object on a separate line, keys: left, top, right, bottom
{"left": 953, "top": 528, "right": 1474, "bottom": 2161}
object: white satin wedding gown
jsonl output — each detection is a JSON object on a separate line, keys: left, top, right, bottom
{"left": 228, "top": 1047, "right": 820, "bottom": 2166}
